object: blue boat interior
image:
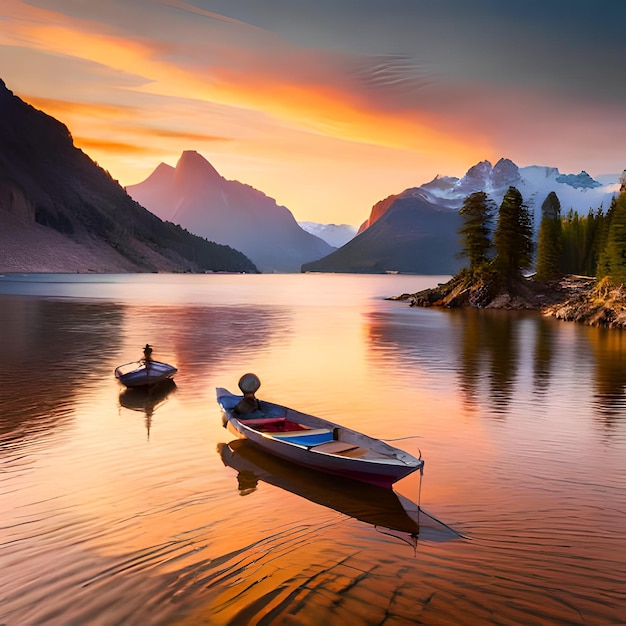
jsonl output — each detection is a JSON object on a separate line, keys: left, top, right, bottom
{"left": 273, "top": 431, "right": 334, "bottom": 446}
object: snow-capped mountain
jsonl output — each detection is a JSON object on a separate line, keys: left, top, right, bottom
{"left": 418, "top": 158, "right": 620, "bottom": 229}
{"left": 298, "top": 222, "right": 356, "bottom": 247}
{"left": 308, "top": 158, "right": 623, "bottom": 275}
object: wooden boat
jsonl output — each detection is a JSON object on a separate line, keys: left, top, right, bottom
{"left": 115, "top": 359, "right": 177, "bottom": 388}
{"left": 218, "top": 439, "right": 460, "bottom": 542}
{"left": 216, "top": 387, "right": 424, "bottom": 488}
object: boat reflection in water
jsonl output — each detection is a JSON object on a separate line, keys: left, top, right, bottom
{"left": 218, "top": 439, "right": 463, "bottom": 544}
{"left": 118, "top": 378, "right": 177, "bottom": 438}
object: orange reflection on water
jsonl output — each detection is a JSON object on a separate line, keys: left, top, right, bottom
{"left": 1, "top": 275, "right": 625, "bottom": 626}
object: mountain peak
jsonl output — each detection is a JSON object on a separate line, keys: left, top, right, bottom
{"left": 456, "top": 160, "right": 493, "bottom": 194}
{"left": 173, "top": 150, "right": 222, "bottom": 192}
{"left": 177, "top": 150, "right": 220, "bottom": 176}
{"left": 492, "top": 158, "right": 521, "bottom": 188}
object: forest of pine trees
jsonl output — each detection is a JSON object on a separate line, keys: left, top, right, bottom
{"left": 458, "top": 187, "right": 626, "bottom": 287}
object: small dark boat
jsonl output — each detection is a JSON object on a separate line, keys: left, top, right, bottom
{"left": 216, "top": 382, "right": 424, "bottom": 488}
{"left": 115, "top": 344, "right": 177, "bottom": 388}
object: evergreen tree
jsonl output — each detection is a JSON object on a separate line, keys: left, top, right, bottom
{"left": 458, "top": 191, "right": 494, "bottom": 273}
{"left": 581, "top": 207, "right": 605, "bottom": 276}
{"left": 559, "top": 206, "right": 607, "bottom": 276}
{"left": 560, "top": 209, "right": 579, "bottom": 274}
{"left": 535, "top": 192, "right": 562, "bottom": 282}
{"left": 601, "top": 194, "right": 626, "bottom": 285}
{"left": 596, "top": 197, "right": 617, "bottom": 280}
{"left": 493, "top": 187, "right": 533, "bottom": 282}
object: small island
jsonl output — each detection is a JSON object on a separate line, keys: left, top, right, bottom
{"left": 393, "top": 179, "right": 626, "bottom": 328}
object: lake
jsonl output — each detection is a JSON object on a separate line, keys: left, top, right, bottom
{"left": 0, "top": 273, "right": 625, "bottom": 625}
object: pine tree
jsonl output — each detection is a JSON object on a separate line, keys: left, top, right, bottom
{"left": 493, "top": 187, "right": 533, "bottom": 283}
{"left": 458, "top": 191, "right": 494, "bottom": 273}
{"left": 581, "top": 207, "right": 605, "bottom": 276}
{"left": 597, "top": 197, "right": 617, "bottom": 280}
{"left": 535, "top": 192, "right": 562, "bottom": 282}
{"left": 560, "top": 209, "right": 578, "bottom": 274}
{"left": 602, "top": 194, "right": 626, "bottom": 285}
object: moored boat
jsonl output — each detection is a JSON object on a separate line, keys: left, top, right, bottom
{"left": 216, "top": 376, "right": 423, "bottom": 488}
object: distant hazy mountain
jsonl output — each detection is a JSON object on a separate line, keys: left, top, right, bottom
{"left": 0, "top": 79, "right": 257, "bottom": 274}
{"left": 298, "top": 222, "right": 356, "bottom": 247}
{"left": 127, "top": 152, "right": 335, "bottom": 273}
{"left": 306, "top": 158, "right": 621, "bottom": 274}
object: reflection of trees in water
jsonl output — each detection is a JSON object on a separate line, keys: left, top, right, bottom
{"left": 453, "top": 309, "right": 519, "bottom": 415}
{"left": 532, "top": 316, "right": 556, "bottom": 395}
{"left": 588, "top": 327, "right": 626, "bottom": 427}
{"left": 0, "top": 295, "right": 124, "bottom": 446}
{"left": 362, "top": 306, "right": 626, "bottom": 431}
{"left": 364, "top": 309, "right": 540, "bottom": 417}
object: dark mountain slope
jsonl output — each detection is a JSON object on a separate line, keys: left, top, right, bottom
{"left": 0, "top": 79, "right": 257, "bottom": 273}
{"left": 302, "top": 189, "right": 462, "bottom": 274}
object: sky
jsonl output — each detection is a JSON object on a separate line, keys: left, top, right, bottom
{"left": 2, "top": 0, "right": 626, "bottom": 226}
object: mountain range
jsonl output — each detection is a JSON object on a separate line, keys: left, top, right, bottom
{"left": 126, "top": 152, "right": 335, "bottom": 273}
{"left": 0, "top": 79, "right": 257, "bottom": 274}
{"left": 1, "top": 75, "right": 622, "bottom": 276}
{"left": 303, "top": 158, "right": 621, "bottom": 274}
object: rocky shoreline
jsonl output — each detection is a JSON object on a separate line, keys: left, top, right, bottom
{"left": 391, "top": 274, "right": 626, "bottom": 328}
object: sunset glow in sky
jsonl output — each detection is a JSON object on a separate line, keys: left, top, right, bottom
{"left": 2, "top": 0, "right": 625, "bottom": 225}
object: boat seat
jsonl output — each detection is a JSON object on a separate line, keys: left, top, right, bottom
{"left": 273, "top": 429, "right": 334, "bottom": 446}
{"left": 312, "top": 440, "right": 361, "bottom": 454}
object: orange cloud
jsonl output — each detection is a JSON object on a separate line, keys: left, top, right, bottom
{"left": 22, "top": 95, "right": 137, "bottom": 120}
{"left": 75, "top": 130, "right": 231, "bottom": 156}
{"left": 73, "top": 137, "right": 154, "bottom": 155}
{"left": 2, "top": 0, "right": 487, "bottom": 161}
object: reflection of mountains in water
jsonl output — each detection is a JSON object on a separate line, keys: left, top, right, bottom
{"left": 218, "top": 439, "right": 462, "bottom": 542}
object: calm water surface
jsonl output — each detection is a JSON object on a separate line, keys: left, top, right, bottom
{"left": 0, "top": 273, "right": 625, "bottom": 625}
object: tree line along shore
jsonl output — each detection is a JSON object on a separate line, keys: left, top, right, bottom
{"left": 395, "top": 181, "right": 626, "bottom": 328}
